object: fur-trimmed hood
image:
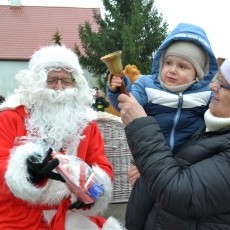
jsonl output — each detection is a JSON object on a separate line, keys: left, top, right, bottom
{"left": 151, "top": 22, "right": 218, "bottom": 90}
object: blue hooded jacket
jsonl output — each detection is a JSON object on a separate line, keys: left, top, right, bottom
{"left": 107, "top": 23, "right": 218, "bottom": 153}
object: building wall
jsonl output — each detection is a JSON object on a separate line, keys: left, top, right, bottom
{"left": 0, "top": 61, "right": 27, "bottom": 97}
{"left": 0, "top": 60, "right": 97, "bottom": 97}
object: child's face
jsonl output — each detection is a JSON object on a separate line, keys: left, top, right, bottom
{"left": 161, "top": 56, "right": 196, "bottom": 86}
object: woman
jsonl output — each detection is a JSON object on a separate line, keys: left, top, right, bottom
{"left": 117, "top": 57, "right": 230, "bottom": 229}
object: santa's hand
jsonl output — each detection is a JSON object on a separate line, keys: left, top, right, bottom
{"left": 69, "top": 200, "right": 94, "bottom": 210}
{"left": 27, "top": 148, "right": 65, "bottom": 184}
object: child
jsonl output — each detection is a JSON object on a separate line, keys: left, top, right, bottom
{"left": 107, "top": 22, "right": 218, "bottom": 229}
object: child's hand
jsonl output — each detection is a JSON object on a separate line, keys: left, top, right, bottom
{"left": 108, "top": 73, "right": 124, "bottom": 91}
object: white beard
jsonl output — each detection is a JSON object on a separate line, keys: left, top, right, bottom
{"left": 25, "top": 88, "right": 95, "bottom": 155}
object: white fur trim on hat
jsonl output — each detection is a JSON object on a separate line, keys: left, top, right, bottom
{"left": 164, "top": 41, "right": 207, "bottom": 80}
{"left": 220, "top": 57, "right": 230, "bottom": 85}
{"left": 28, "top": 45, "right": 83, "bottom": 80}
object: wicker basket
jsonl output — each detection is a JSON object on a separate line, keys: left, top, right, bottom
{"left": 97, "top": 112, "right": 132, "bottom": 203}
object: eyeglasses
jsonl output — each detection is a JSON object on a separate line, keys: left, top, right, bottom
{"left": 214, "top": 80, "right": 230, "bottom": 90}
{"left": 214, "top": 71, "right": 230, "bottom": 90}
{"left": 46, "top": 77, "right": 75, "bottom": 86}
{"left": 219, "top": 83, "right": 230, "bottom": 90}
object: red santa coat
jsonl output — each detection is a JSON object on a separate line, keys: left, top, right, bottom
{"left": 0, "top": 106, "right": 114, "bottom": 230}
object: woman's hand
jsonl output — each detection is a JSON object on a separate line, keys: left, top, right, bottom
{"left": 128, "top": 163, "right": 140, "bottom": 186}
{"left": 118, "top": 93, "right": 147, "bottom": 125}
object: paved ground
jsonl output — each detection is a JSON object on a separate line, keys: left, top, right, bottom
{"left": 103, "top": 202, "right": 127, "bottom": 226}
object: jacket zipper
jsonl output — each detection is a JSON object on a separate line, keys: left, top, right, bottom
{"left": 169, "top": 92, "right": 183, "bottom": 151}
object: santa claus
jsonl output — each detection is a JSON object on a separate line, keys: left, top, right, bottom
{"left": 0, "top": 45, "right": 124, "bottom": 229}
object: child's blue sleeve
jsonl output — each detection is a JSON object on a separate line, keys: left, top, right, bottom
{"left": 106, "top": 76, "right": 132, "bottom": 112}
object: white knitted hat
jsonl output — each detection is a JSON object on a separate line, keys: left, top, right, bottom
{"left": 220, "top": 57, "right": 230, "bottom": 84}
{"left": 164, "top": 41, "right": 207, "bottom": 79}
{"left": 28, "top": 45, "right": 84, "bottom": 80}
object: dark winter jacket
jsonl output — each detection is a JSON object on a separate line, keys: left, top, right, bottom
{"left": 92, "top": 97, "right": 110, "bottom": 112}
{"left": 125, "top": 116, "right": 230, "bottom": 230}
{"left": 125, "top": 117, "right": 230, "bottom": 230}
{"left": 111, "top": 23, "right": 218, "bottom": 230}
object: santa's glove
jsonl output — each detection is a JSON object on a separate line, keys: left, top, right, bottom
{"left": 27, "top": 148, "right": 65, "bottom": 184}
{"left": 69, "top": 200, "right": 94, "bottom": 210}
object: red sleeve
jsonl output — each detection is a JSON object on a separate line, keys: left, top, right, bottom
{"left": 77, "top": 121, "right": 114, "bottom": 180}
{"left": 0, "top": 106, "right": 26, "bottom": 151}
{"left": 0, "top": 106, "right": 27, "bottom": 192}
